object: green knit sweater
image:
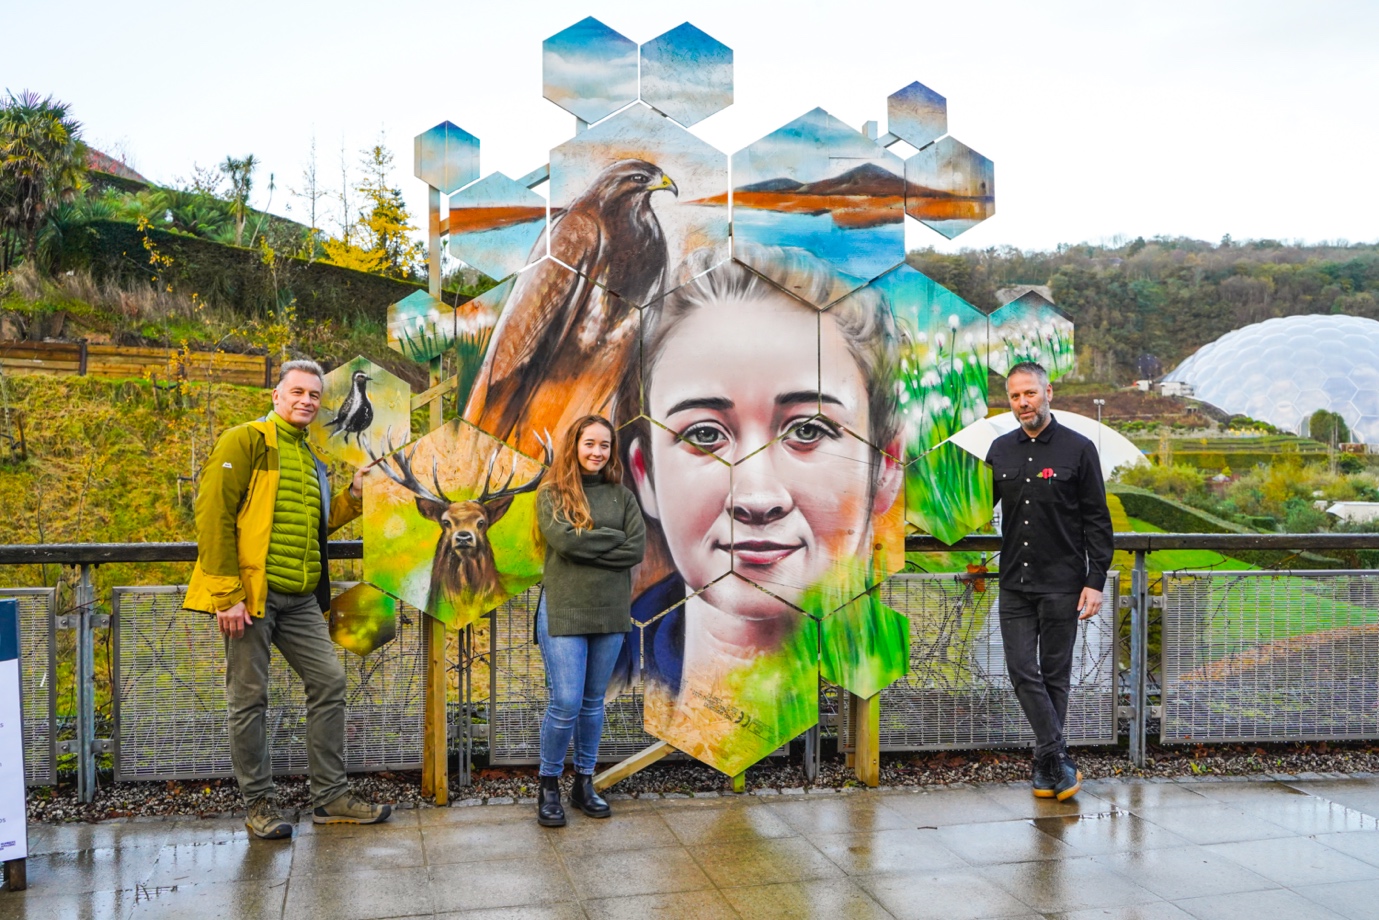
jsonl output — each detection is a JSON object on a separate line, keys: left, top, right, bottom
{"left": 265, "top": 412, "right": 322, "bottom": 595}
{"left": 537, "top": 476, "right": 646, "bottom": 635}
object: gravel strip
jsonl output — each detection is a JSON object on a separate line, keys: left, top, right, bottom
{"left": 27, "top": 741, "right": 1379, "bottom": 824}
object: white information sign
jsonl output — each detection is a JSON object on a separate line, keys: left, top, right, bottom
{"left": 0, "top": 600, "right": 28, "bottom": 863}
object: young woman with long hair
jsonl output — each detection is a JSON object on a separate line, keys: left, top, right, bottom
{"left": 533, "top": 414, "right": 645, "bottom": 827}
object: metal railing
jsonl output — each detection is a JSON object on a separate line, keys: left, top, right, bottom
{"left": 1, "top": 533, "right": 1376, "bottom": 801}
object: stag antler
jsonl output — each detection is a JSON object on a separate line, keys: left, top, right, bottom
{"left": 367, "top": 431, "right": 452, "bottom": 505}
{"left": 477, "top": 430, "right": 555, "bottom": 506}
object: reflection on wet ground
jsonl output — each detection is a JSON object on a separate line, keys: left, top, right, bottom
{"left": 2, "top": 776, "right": 1377, "bottom": 918}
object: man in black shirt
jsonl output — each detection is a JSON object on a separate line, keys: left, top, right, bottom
{"left": 985, "top": 362, "right": 1114, "bottom": 801}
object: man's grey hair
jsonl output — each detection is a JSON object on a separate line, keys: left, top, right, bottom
{"left": 277, "top": 359, "right": 325, "bottom": 386}
{"left": 1007, "top": 361, "right": 1050, "bottom": 387}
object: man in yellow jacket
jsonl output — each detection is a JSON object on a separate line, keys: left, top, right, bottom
{"left": 186, "top": 360, "right": 391, "bottom": 839}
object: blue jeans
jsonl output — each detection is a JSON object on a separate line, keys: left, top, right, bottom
{"left": 536, "top": 594, "right": 626, "bottom": 777}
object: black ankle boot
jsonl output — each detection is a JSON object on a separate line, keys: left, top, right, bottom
{"left": 570, "top": 772, "right": 611, "bottom": 818}
{"left": 537, "top": 775, "right": 565, "bottom": 827}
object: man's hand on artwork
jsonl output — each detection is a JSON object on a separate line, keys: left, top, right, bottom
{"left": 1077, "top": 587, "right": 1103, "bottom": 621}
{"left": 351, "top": 461, "right": 377, "bottom": 500}
{"left": 218, "top": 601, "right": 253, "bottom": 638}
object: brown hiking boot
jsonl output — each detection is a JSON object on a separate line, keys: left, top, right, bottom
{"left": 312, "top": 791, "right": 392, "bottom": 825}
{"left": 245, "top": 798, "right": 293, "bottom": 839}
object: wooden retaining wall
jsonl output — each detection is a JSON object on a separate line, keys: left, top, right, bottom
{"left": 0, "top": 341, "right": 277, "bottom": 388}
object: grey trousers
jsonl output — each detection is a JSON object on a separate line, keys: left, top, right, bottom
{"left": 224, "top": 588, "right": 348, "bottom": 807}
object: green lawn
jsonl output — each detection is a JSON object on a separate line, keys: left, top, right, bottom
{"left": 1127, "top": 518, "right": 1258, "bottom": 573}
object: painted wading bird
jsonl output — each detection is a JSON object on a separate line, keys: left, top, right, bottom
{"left": 463, "top": 159, "right": 677, "bottom": 459}
{"left": 325, "top": 370, "right": 374, "bottom": 448}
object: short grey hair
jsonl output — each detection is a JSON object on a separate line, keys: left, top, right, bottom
{"left": 1007, "top": 361, "right": 1049, "bottom": 387}
{"left": 277, "top": 359, "right": 325, "bottom": 386}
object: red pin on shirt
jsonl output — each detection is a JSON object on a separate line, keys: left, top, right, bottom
{"left": 1038, "top": 468, "right": 1056, "bottom": 479}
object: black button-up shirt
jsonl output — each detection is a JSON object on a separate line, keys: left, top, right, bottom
{"left": 985, "top": 414, "right": 1114, "bottom": 593}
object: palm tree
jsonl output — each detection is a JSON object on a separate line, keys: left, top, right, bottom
{"left": 0, "top": 91, "right": 87, "bottom": 271}
{"left": 221, "top": 154, "right": 256, "bottom": 246}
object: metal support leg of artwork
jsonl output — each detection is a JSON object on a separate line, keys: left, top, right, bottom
{"left": 456, "top": 623, "right": 474, "bottom": 788}
{"left": 731, "top": 772, "right": 746, "bottom": 794}
{"left": 803, "top": 723, "right": 821, "bottom": 784}
{"left": 76, "top": 563, "right": 97, "bottom": 804}
{"left": 593, "top": 740, "right": 673, "bottom": 793}
{"left": 1128, "top": 550, "right": 1149, "bottom": 768}
{"left": 852, "top": 692, "right": 880, "bottom": 787}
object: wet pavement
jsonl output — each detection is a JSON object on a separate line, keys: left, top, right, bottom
{"left": 2, "top": 775, "right": 1377, "bottom": 919}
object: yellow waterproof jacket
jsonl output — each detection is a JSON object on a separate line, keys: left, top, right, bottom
{"left": 184, "top": 416, "right": 362, "bottom": 617}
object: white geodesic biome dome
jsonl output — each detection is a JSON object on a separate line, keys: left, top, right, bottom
{"left": 1164, "top": 314, "right": 1379, "bottom": 443}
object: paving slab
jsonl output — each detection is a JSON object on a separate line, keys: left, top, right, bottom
{"left": 1, "top": 775, "right": 1377, "bottom": 919}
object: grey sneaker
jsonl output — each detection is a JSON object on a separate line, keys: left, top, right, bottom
{"left": 312, "top": 791, "right": 392, "bottom": 825}
{"left": 245, "top": 798, "right": 293, "bottom": 839}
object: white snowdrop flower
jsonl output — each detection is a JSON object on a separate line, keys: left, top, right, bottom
{"left": 1032, "top": 346, "right": 1043, "bottom": 360}
{"left": 948, "top": 314, "right": 960, "bottom": 329}
{"left": 915, "top": 331, "right": 928, "bottom": 345}
{"left": 921, "top": 371, "right": 941, "bottom": 388}
{"left": 953, "top": 357, "right": 964, "bottom": 373}
{"left": 935, "top": 332, "right": 946, "bottom": 350}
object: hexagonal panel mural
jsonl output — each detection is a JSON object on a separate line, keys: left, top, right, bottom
{"left": 447, "top": 172, "right": 546, "bottom": 283}
{"left": 888, "top": 80, "right": 947, "bottom": 150}
{"left": 639, "top": 22, "right": 733, "bottom": 128}
{"left": 363, "top": 419, "right": 549, "bottom": 630}
{"left": 387, "top": 290, "right": 454, "bottom": 363}
{"left": 329, "top": 583, "right": 398, "bottom": 657}
{"left": 905, "top": 135, "right": 995, "bottom": 239}
{"left": 413, "top": 121, "right": 479, "bottom": 195}
{"left": 307, "top": 356, "right": 411, "bottom": 469}
{"left": 549, "top": 103, "right": 729, "bottom": 304}
{"left": 732, "top": 108, "right": 906, "bottom": 307}
{"left": 461, "top": 259, "right": 639, "bottom": 461}
{"left": 988, "top": 290, "right": 1075, "bottom": 381}
{"left": 543, "top": 16, "right": 638, "bottom": 124}
{"left": 906, "top": 439, "right": 993, "bottom": 545}
{"left": 820, "top": 590, "right": 909, "bottom": 699}
{"left": 640, "top": 579, "right": 820, "bottom": 778}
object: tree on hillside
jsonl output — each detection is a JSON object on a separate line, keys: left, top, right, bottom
{"left": 220, "top": 154, "right": 256, "bottom": 246}
{"left": 322, "top": 139, "right": 422, "bottom": 280}
{"left": 0, "top": 90, "right": 88, "bottom": 272}
{"left": 1306, "top": 409, "right": 1350, "bottom": 445}
{"left": 291, "top": 134, "right": 328, "bottom": 260}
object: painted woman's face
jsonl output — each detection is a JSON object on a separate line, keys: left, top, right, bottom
{"left": 632, "top": 291, "right": 895, "bottom": 619}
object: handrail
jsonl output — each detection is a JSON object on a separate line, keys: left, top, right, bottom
{"left": 1, "top": 533, "right": 1375, "bottom": 566}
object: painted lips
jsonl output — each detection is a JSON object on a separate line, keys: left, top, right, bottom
{"left": 721, "top": 540, "right": 805, "bottom": 566}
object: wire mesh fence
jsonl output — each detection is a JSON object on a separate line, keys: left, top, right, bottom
{"left": 0, "top": 587, "right": 56, "bottom": 785}
{"left": 111, "top": 585, "right": 425, "bottom": 781}
{"left": 1161, "top": 570, "right": 1379, "bottom": 744}
{"left": 840, "top": 573, "right": 1120, "bottom": 751}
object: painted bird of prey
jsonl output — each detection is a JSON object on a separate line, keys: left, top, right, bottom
{"left": 325, "top": 370, "right": 374, "bottom": 448}
{"left": 463, "top": 159, "right": 677, "bottom": 458}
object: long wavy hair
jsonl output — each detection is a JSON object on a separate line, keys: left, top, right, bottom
{"left": 539, "top": 415, "right": 623, "bottom": 533}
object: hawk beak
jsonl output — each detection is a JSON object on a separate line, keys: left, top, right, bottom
{"left": 651, "top": 174, "right": 678, "bottom": 196}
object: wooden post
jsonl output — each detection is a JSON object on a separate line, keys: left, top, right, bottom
{"left": 852, "top": 691, "right": 880, "bottom": 787}
{"left": 730, "top": 772, "right": 746, "bottom": 794}
{"left": 2, "top": 858, "right": 25, "bottom": 891}
{"left": 421, "top": 348, "right": 448, "bottom": 803}
{"left": 593, "top": 740, "right": 673, "bottom": 792}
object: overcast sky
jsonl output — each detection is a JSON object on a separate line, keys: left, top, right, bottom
{"left": 6, "top": 0, "right": 1376, "bottom": 252}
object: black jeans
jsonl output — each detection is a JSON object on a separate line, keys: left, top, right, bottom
{"left": 998, "top": 588, "right": 1081, "bottom": 759}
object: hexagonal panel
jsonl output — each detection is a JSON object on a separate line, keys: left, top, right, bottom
{"left": 447, "top": 172, "right": 546, "bottom": 283}
{"left": 413, "top": 121, "right": 479, "bottom": 195}
{"left": 454, "top": 275, "right": 513, "bottom": 416}
{"left": 905, "top": 135, "right": 995, "bottom": 239}
{"left": 988, "top": 290, "right": 1075, "bottom": 380}
{"left": 870, "top": 264, "right": 989, "bottom": 457}
{"left": 460, "top": 259, "right": 639, "bottom": 460}
{"left": 639, "top": 22, "right": 733, "bottom": 128}
{"left": 731, "top": 427, "right": 904, "bottom": 617}
{"left": 543, "top": 16, "right": 638, "bottom": 124}
{"left": 641, "top": 583, "right": 819, "bottom": 777}
{"left": 732, "top": 108, "right": 906, "bottom": 307}
{"left": 363, "top": 419, "right": 547, "bottom": 630}
{"left": 888, "top": 80, "right": 947, "bottom": 150}
{"left": 387, "top": 290, "right": 454, "bottom": 363}
{"left": 328, "top": 583, "right": 397, "bottom": 657}
{"left": 906, "top": 439, "right": 994, "bottom": 544}
{"left": 820, "top": 590, "right": 909, "bottom": 698}
{"left": 818, "top": 277, "right": 905, "bottom": 456}
{"left": 549, "top": 103, "right": 729, "bottom": 304}
{"left": 307, "top": 356, "right": 411, "bottom": 469}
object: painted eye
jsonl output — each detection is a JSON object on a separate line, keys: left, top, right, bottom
{"left": 787, "top": 418, "right": 841, "bottom": 446}
{"left": 477, "top": 520, "right": 486, "bottom": 529}
{"left": 682, "top": 423, "right": 727, "bottom": 453}
{"left": 632, "top": 173, "right": 648, "bottom": 183}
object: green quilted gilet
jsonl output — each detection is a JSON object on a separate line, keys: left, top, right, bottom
{"left": 265, "top": 412, "right": 322, "bottom": 595}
